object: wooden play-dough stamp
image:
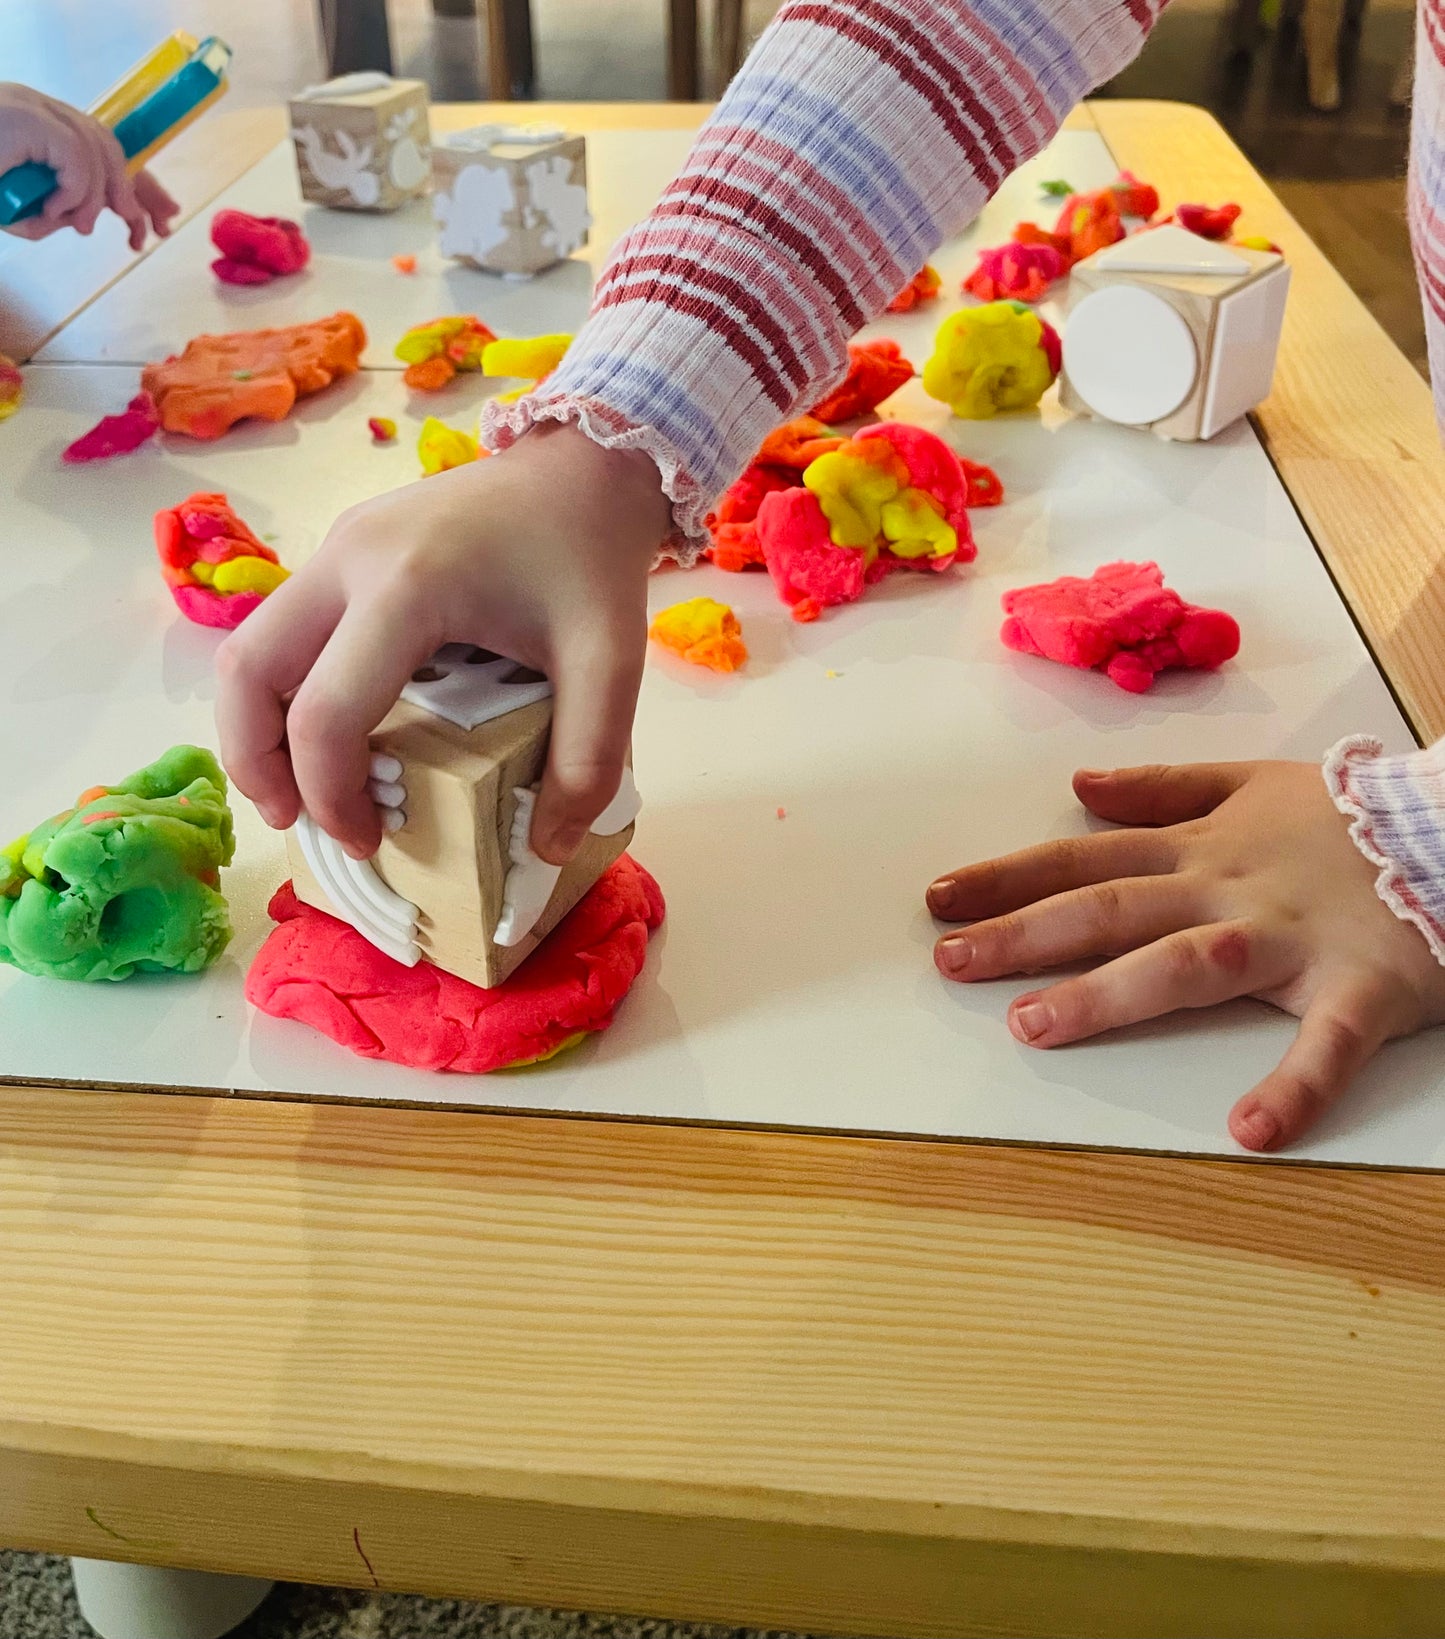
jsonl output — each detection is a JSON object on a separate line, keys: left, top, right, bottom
{"left": 288, "top": 72, "right": 430, "bottom": 211}
{"left": 1058, "top": 225, "right": 1290, "bottom": 441}
{"left": 431, "top": 123, "right": 590, "bottom": 278}
{"left": 286, "top": 646, "right": 638, "bottom": 987}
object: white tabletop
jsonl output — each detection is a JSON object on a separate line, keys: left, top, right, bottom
{"left": 3, "top": 127, "right": 1441, "bottom": 1167}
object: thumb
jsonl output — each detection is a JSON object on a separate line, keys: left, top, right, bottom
{"left": 531, "top": 626, "right": 646, "bottom": 865}
{"left": 1073, "top": 762, "right": 1250, "bottom": 827}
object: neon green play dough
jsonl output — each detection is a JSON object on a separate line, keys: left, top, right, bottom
{"left": 0, "top": 746, "right": 235, "bottom": 981}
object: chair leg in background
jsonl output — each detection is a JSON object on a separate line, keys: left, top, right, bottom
{"left": 316, "top": 0, "right": 395, "bottom": 75}
{"left": 1301, "top": 0, "right": 1345, "bottom": 109}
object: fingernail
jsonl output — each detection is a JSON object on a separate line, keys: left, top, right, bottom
{"left": 1076, "top": 768, "right": 1108, "bottom": 782}
{"left": 255, "top": 802, "right": 283, "bottom": 829}
{"left": 937, "top": 936, "right": 972, "bottom": 974}
{"left": 927, "top": 877, "right": 954, "bottom": 907}
{"left": 1234, "top": 1107, "right": 1279, "bottom": 1151}
{"left": 1011, "top": 1000, "right": 1050, "bottom": 1043}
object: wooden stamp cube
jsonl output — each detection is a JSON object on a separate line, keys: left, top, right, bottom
{"left": 1059, "top": 225, "right": 1290, "bottom": 441}
{"left": 286, "top": 648, "right": 636, "bottom": 990}
{"left": 431, "top": 123, "right": 590, "bottom": 277}
{"left": 288, "top": 73, "right": 431, "bottom": 212}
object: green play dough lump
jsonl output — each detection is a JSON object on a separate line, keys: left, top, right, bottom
{"left": 0, "top": 745, "right": 235, "bottom": 981}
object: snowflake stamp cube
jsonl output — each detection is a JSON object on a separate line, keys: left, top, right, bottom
{"left": 288, "top": 72, "right": 431, "bottom": 212}
{"left": 1059, "top": 225, "right": 1290, "bottom": 442}
{"left": 284, "top": 646, "right": 638, "bottom": 989}
{"left": 431, "top": 123, "right": 590, "bottom": 278}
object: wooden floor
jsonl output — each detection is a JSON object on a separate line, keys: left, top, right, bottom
{"left": 1, "top": 0, "right": 1426, "bottom": 373}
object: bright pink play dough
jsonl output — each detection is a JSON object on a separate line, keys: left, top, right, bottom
{"left": 1000, "top": 561, "right": 1240, "bottom": 693}
{"left": 245, "top": 856, "right": 665, "bottom": 1072}
{"left": 210, "top": 209, "right": 311, "bottom": 286}
{"left": 61, "top": 392, "right": 159, "bottom": 463}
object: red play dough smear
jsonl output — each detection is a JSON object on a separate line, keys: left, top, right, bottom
{"left": 246, "top": 856, "right": 664, "bottom": 1072}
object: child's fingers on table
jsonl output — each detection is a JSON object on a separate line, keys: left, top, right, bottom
{"left": 927, "top": 826, "right": 1180, "bottom": 922}
{"left": 935, "top": 873, "right": 1204, "bottom": 981}
{"left": 1228, "top": 978, "right": 1395, "bottom": 1151}
{"left": 534, "top": 624, "right": 648, "bottom": 865}
{"left": 1006, "top": 919, "right": 1287, "bottom": 1047}
{"left": 214, "top": 574, "right": 346, "bottom": 828}
{"left": 1073, "top": 761, "right": 1252, "bottom": 826}
{"left": 285, "top": 603, "right": 441, "bottom": 859}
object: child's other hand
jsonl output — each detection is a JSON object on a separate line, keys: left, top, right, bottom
{"left": 0, "top": 83, "right": 179, "bottom": 249}
{"left": 927, "top": 761, "right": 1445, "bottom": 1151}
{"left": 216, "top": 425, "right": 669, "bottom": 867}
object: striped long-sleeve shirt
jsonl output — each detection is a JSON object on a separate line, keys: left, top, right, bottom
{"left": 482, "top": 0, "right": 1445, "bottom": 962}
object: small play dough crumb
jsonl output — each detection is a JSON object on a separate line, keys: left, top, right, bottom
{"left": 155, "top": 492, "right": 288, "bottom": 629}
{"left": 1000, "top": 561, "right": 1240, "bottom": 693}
{"left": 245, "top": 855, "right": 664, "bottom": 1072}
{"left": 649, "top": 597, "right": 748, "bottom": 672}
{"left": 392, "top": 253, "right": 418, "bottom": 274}
{"left": 811, "top": 338, "right": 914, "bottom": 423}
{"left": 62, "top": 392, "right": 159, "bottom": 462}
{"left": 0, "top": 746, "right": 234, "bottom": 981}
{"left": 368, "top": 416, "right": 397, "bottom": 442}
{"left": 776, "top": 806, "right": 786, "bottom": 820}
{"left": 210, "top": 209, "right": 310, "bottom": 285}
{"left": 0, "top": 354, "right": 22, "bottom": 422}
{"left": 418, "top": 415, "right": 482, "bottom": 474}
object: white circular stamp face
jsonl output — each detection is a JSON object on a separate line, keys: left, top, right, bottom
{"left": 1063, "top": 285, "right": 1199, "bottom": 427}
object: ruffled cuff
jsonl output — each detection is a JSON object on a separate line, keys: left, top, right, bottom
{"left": 1324, "top": 734, "right": 1445, "bottom": 964}
{"left": 479, "top": 389, "right": 710, "bottom": 566}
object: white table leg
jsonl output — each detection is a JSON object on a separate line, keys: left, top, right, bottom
{"left": 70, "top": 1558, "right": 274, "bottom": 1639}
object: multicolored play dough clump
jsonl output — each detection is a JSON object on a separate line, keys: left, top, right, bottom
{"left": 0, "top": 747, "right": 234, "bottom": 981}
{"left": 245, "top": 855, "right": 664, "bottom": 1072}
{"left": 963, "top": 241, "right": 1064, "bottom": 304}
{"left": 922, "top": 302, "right": 1061, "bottom": 420}
{"left": 1000, "top": 560, "right": 1240, "bottom": 693}
{"left": 394, "top": 313, "right": 497, "bottom": 391}
{"left": 154, "top": 492, "right": 289, "bottom": 629}
{"left": 141, "top": 312, "right": 366, "bottom": 439}
{"left": 811, "top": 338, "right": 914, "bottom": 423}
{"left": 649, "top": 597, "right": 748, "bottom": 672}
{"left": 756, "top": 421, "right": 975, "bottom": 623}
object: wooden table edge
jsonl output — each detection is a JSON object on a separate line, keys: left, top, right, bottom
{"left": 4, "top": 99, "right": 1445, "bottom": 1639}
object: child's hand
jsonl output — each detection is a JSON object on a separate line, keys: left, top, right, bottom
{"left": 216, "top": 424, "right": 669, "bottom": 866}
{"left": 927, "top": 761, "right": 1445, "bottom": 1150}
{"left": 0, "top": 83, "right": 179, "bottom": 249}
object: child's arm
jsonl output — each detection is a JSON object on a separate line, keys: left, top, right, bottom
{"left": 218, "top": 0, "right": 1165, "bottom": 859}
{"left": 928, "top": 759, "right": 1445, "bottom": 1150}
{"left": 483, "top": 0, "right": 1165, "bottom": 547}
{"left": 0, "top": 83, "right": 178, "bottom": 248}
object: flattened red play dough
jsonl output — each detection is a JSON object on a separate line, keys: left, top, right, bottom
{"left": 245, "top": 856, "right": 665, "bottom": 1072}
{"left": 1000, "top": 560, "right": 1240, "bottom": 693}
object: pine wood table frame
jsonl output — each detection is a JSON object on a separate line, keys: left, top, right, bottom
{"left": 3, "top": 102, "right": 1445, "bottom": 1639}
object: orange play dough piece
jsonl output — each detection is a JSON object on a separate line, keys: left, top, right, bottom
{"left": 141, "top": 312, "right": 367, "bottom": 440}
